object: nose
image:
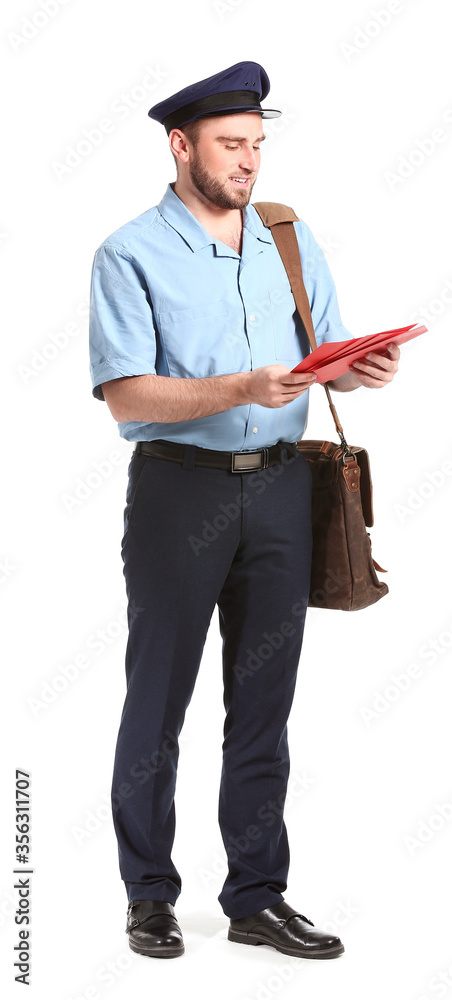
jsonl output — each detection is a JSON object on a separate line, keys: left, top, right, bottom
{"left": 239, "top": 145, "right": 259, "bottom": 173}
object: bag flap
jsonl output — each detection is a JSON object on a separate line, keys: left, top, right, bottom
{"left": 298, "top": 440, "right": 375, "bottom": 527}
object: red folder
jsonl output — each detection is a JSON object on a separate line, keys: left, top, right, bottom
{"left": 291, "top": 323, "right": 427, "bottom": 382}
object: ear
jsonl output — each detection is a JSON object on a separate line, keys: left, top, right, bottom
{"left": 169, "top": 128, "right": 190, "bottom": 166}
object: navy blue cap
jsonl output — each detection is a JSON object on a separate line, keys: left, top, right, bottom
{"left": 148, "top": 61, "right": 281, "bottom": 134}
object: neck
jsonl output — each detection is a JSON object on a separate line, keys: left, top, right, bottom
{"left": 172, "top": 179, "right": 243, "bottom": 236}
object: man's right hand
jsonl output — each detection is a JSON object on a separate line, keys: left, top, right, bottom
{"left": 244, "top": 365, "right": 317, "bottom": 408}
{"left": 101, "top": 365, "right": 317, "bottom": 425}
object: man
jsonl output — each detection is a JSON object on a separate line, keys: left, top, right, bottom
{"left": 89, "top": 61, "right": 399, "bottom": 961}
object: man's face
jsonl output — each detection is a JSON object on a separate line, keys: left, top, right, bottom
{"left": 183, "top": 113, "right": 265, "bottom": 210}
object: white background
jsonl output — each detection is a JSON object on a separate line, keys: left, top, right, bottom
{"left": 2, "top": 0, "right": 452, "bottom": 997}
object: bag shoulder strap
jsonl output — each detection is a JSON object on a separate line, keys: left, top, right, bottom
{"left": 251, "top": 202, "right": 300, "bottom": 227}
{"left": 252, "top": 200, "right": 349, "bottom": 450}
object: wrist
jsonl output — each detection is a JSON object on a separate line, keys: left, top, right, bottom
{"left": 234, "top": 370, "right": 253, "bottom": 406}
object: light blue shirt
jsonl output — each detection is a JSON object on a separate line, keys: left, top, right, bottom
{"left": 89, "top": 183, "right": 351, "bottom": 450}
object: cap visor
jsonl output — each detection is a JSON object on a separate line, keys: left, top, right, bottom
{"left": 175, "top": 105, "right": 282, "bottom": 125}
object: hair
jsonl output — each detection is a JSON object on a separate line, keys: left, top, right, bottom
{"left": 179, "top": 119, "right": 204, "bottom": 145}
{"left": 170, "top": 118, "right": 204, "bottom": 169}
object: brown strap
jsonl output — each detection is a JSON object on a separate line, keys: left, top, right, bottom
{"left": 368, "top": 535, "right": 387, "bottom": 572}
{"left": 251, "top": 202, "right": 300, "bottom": 226}
{"left": 252, "top": 201, "right": 348, "bottom": 448}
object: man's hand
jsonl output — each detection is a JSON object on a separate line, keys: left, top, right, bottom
{"left": 102, "top": 365, "right": 316, "bottom": 424}
{"left": 348, "top": 341, "right": 400, "bottom": 388}
{"left": 245, "top": 365, "right": 317, "bottom": 408}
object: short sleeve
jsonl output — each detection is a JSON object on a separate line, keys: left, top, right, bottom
{"left": 294, "top": 220, "right": 352, "bottom": 348}
{"left": 89, "top": 244, "right": 157, "bottom": 401}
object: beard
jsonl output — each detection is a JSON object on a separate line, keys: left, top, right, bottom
{"left": 188, "top": 151, "right": 256, "bottom": 209}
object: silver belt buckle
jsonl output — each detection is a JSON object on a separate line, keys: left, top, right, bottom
{"left": 231, "top": 448, "right": 269, "bottom": 473}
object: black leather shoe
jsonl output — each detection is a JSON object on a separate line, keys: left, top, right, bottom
{"left": 125, "top": 900, "right": 184, "bottom": 958}
{"left": 228, "top": 900, "right": 344, "bottom": 959}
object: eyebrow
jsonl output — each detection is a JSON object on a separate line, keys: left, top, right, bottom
{"left": 215, "top": 135, "right": 266, "bottom": 143}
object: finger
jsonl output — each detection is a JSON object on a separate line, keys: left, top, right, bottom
{"left": 350, "top": 360, "right": 391, "bottom": 380}
{"left": 351, "top": 357, "right": 394, "bottom": 378}
{"left": 281, "top": 372, "right": 317, "bottom": 385}
{"left": 280, "top": 385, "right": 311, "bottom": 396}
{"left": 385, "top": 342, "right": 400, "bottom": 358}
{"left": 354, "top": 352, "right": 394, "bottom": 371}
{"left": 279, "top": 385, "right": 313, "bottom": 396}
{"left": 367, "top": 344, "right": 400, "bottom": 366}
{"left": 350, "top": 368, "right": 390, "bottom": 387}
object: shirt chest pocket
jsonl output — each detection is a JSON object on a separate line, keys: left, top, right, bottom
{"left": 156, "top": 302, "right": 247, "bottom": 378}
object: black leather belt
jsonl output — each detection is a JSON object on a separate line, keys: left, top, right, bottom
{"left": 135, "top": 439, "right": 298, "bottom": 473}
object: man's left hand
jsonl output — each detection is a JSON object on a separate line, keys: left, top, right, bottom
{"left": 349, "top": 341, "right": 400, "bottom": 388}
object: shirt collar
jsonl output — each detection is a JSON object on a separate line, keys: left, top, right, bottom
{"left": 157, "top": 183, "right": 273, "bottom": 256}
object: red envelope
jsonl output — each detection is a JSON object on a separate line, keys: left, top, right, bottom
{"left": 291, "top": 323, "right": 427, "bottom": 382}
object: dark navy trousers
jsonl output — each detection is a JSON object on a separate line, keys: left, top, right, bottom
{"left": 111, "top": 442, "right": 313, "bottom": 919}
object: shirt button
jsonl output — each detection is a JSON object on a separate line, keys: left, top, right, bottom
{"left": 250, "top": 314, "right": 256, "bottom": 322}
{"left": 252, "top": 426, "right": 258, "bottom": 433}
